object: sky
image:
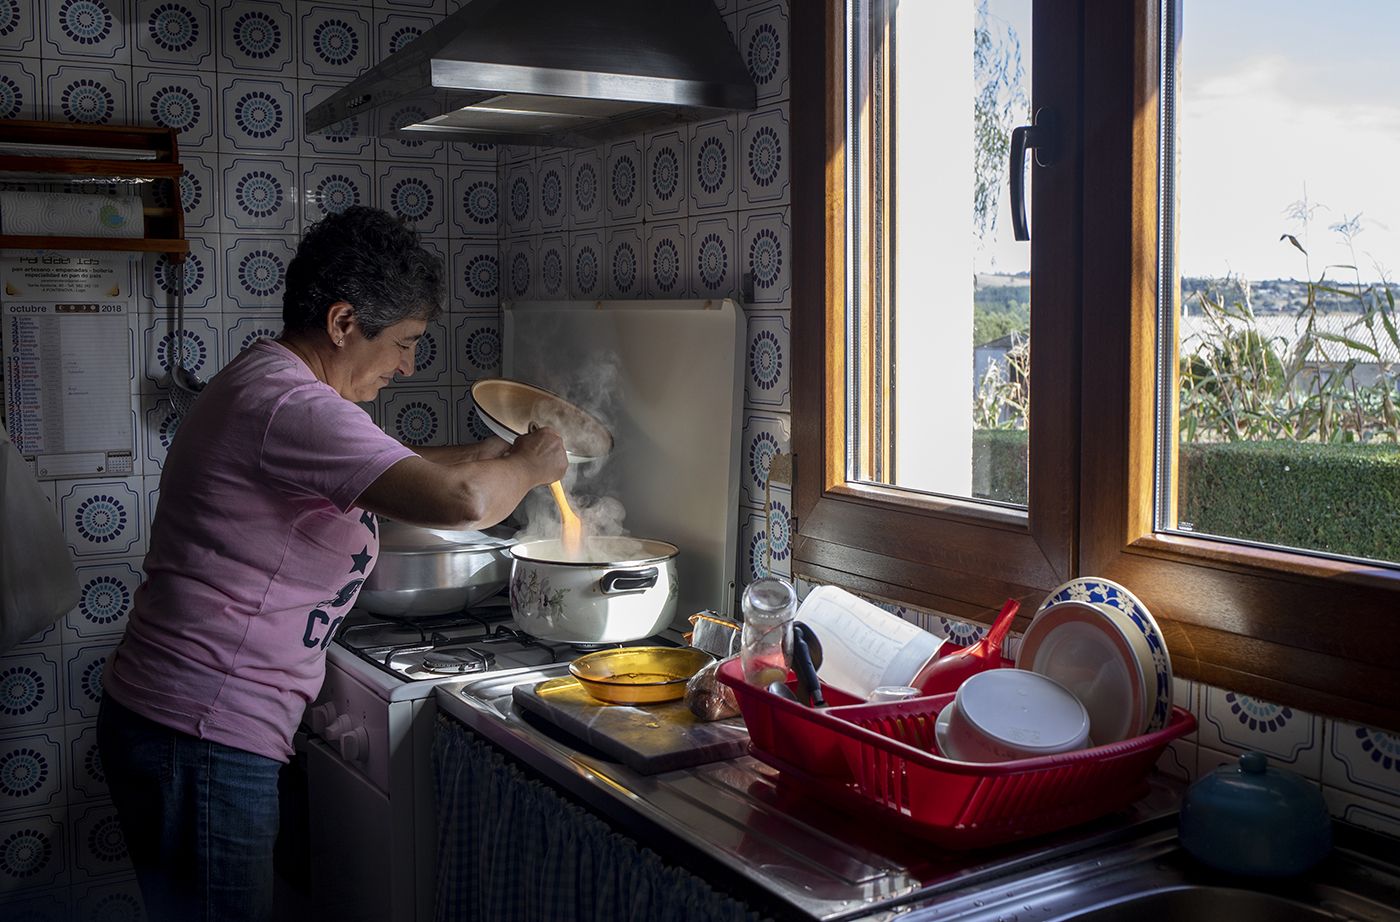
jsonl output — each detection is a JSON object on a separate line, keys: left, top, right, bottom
{"left": 973, "top": 1, "right": 1400, "bottom": 284}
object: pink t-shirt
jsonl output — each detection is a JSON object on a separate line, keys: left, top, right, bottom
{"left": 105, "top": 339, "right": 416, "bottom": 761}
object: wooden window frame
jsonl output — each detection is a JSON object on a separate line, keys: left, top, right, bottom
{"left": 792, "top": 0, "right": 1400, "bottom": 731}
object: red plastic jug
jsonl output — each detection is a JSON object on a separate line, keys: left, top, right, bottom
{"left": 911, "top": 598, "right": 1020, "bottom": 695}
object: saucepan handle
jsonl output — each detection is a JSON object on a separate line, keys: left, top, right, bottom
{"left": 599, "top": 567, "right": 659, "bottom": 594}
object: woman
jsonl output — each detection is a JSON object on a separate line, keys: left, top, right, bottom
{"left": 97, "top": 206, "right": 567, "bottom": 921}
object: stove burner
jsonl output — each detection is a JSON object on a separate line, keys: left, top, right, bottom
{"left": 418, "top": 645, "right": 496, "bottom": 675}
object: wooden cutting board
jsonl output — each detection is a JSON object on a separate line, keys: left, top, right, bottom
{"left": 512, "top": 676, "right": 749, "bottom": 774}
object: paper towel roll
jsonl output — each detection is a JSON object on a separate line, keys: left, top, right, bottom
{"left": 796, "top": 585, "right": 946, "bottom": 700}
{"left": 0, "top": 190, "right": 145, "bottom": 238}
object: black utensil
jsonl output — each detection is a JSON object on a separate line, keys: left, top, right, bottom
{"left": 789, "top": 623, "right": 826, "bottom": 708}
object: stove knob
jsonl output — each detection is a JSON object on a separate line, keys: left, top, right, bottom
{"left": 309, "top": 703, "right": 338, "bottom": 735}
{"left": 338, "top": 727, "right": 370, "bottom": 764}
{"left": 324, "top": 714, "right": 353, "bottom": 741}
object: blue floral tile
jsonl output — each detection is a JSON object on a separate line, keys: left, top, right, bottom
{"left": 449, "top": 165, "right": 496, "bottom": 238}
{"left": 503, "top": 160, "right": 535, "bottom": 236}
{"left": 452, "top": 385, "right": 494, "bottom": 443}
{"left": 373, "top": 10, "right": 434, "bottom": 60}
{"left": 448, "top": 140, "right": 496, "bottom": 166}
{"left": 740, "top": 105, "right": 789, "bottom": 207}
{"left": 141, "top": 394, "right": 180, "bottom": 471}
{"left": 1323, "top": 788, "right": 1400, "bottom": 837}
{"left": 0, "top": 731, "right": 63, "bottom": 812}
{"left": 218, "top": 0, "right": 294, "bottom": 74}
{"left": 378, "top": 163, "right": 446, "bottom": 236}
{"left": 223, "top": 235, "right": 294, "bottom": 310}
{"left": 1198, "top": 685, "right": 1321, "bottom": 777}
{"left": 149, "top": 151, "right": 218, "bottom": 232}
{"left": 135, "top": 0, "right": 213, "bottom": 68}
{"left": 0, "top": 58, "right": 40, "bottom": 120}
{"left": 224, "top": 313, "right": 281, "bottom": 363}
{"left": 302, "top": 160, "right": 372, "bottom": 226}
{"left": 143, "top": 474, "right": 160, "bottom": 538}
{"left": 0, "top": 810, "right": 65, "bottom": 891}
{"left": 605, "top": 225, "right": 643, "bottom": 300}
{"left": 644, "top": 222, "right": 688, "bottom": 299}
{"left": 689, "top": 115, "right": 737, "bottom": 212}
{"left": 374, "top": 102, "right": 444, "bottom": 161}
{"left": 219, "top": 75, "right": 296, "bottom": 153}
{"left": 744, "top": 311, "right": 790, "bottom": 411}
{"left": 59, "top": 479, "right": 143, "bottom": 560}
{"left": 68, "top": 800, "right": 131, "bottom": 881}
{"left": 298, "top": 80, "right": 373, "bottom": 159}
{"left": 567, "top": 148, "right": 603, "bottom": 228}
{"left": 0, "top": 652, "right": 61, "bottom": 733}
{"left": 73, "top": 875, "right": 142, "bottom": 915}
{"left": 142, "top": 315, "right": 222, "bottom": 388}
{"left": 536, "top": 235, "right": 567, "bottom": 300}
{"left": 134, "top": 68, "right": 215, "bottom": 152}
{"left": 143, "top": 234, "right": 218, "bottom": 311}
{"left": 644, "top": 129, "right": 688, "bottom": 221}
{"left": 501, "top": 143, "right": 533, "bottom": 165}
{"left": 740, "top": 207, "right": 790, "bottom": 306}
{"left": 503, "top": 237, "right": 535, "bottom": 302}
{"left": 1324, "top": 720, "right": 1400, "bottom": 807}
{"left": 42, "top": 0, "right": 128, "bottom": 62}
{"left": 42, "top": 63, "right": 129, "bottom": 126}
{"left": 741, "top": 411, "right": 789, "bottom": 507}
{"left": 64, "top": 721, "right": 107, "bottom": 802}
{"left": 220, "top": 155, "right": 297, "bottom": 233}
{"left": 299, "top": 3, "right": 369, "bottom": 80}
{"left": 0, "top": 0, "right": 38, "bottom": 57}
{"left": 536, "top": 153, "right": 567, "bottom": 232}
{"left": 63, "top": 559, "right": 141, "bottom": 642}
{"left": 380, "top": 387, "right": 449, "bottom": 448}
{"left": 765, "top": 481, "right": 792, "bottom": 578}
{"left": 688, "top": 213, "right": 738, "bottom": 300}
{"left": 450, "top": 241, "right": 498, "bottom": 309}
{"left": 739, "top": 2, "right": 788, "bottom": 103}
{"left": 740, "top": 510, "right": 770, "bottom": 584}
{"left": 567, "top": 230, "right": 604, "bottom": 300}
{"left": 406, "top": 316, "right": 449, "bottom": 386}
{"left": 451, "top": 311, "right": 500, "bottom": 382}
{"left": 604, "top": 138, "right": 643, "bottom": 224}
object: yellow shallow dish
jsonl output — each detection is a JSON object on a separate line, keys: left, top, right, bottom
{"left": 568, "top": 647, "right": 714, "bottom": 704}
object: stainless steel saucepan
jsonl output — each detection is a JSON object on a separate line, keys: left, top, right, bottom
{"left": 358, "top": 519, "right": 517, "bottom": 617}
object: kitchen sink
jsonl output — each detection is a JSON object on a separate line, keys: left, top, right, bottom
{"left": 900, "top": 817, "right": 1400, "bottom": 922}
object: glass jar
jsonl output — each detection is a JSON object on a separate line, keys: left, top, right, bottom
{"left": 740, "top": 577, "right": 798, "bottom": 687}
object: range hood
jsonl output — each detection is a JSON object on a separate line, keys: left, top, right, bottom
{"left": 304, "top": 0, "right": 757, "bottom": 148}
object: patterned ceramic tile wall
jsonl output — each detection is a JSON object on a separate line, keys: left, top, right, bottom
{"left": 0, "top": 0, "right": 495, "bottom": 913}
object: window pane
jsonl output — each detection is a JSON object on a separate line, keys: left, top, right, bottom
{"left": 1164, "top": 1, "right": 1400, "bottom": 565}
{"left": 850, "top": 0, "right": 1032, "bottom": 504}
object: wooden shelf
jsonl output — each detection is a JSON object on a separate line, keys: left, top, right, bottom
{"left": 0, "top": 119, "right": 186, "bottom": 256}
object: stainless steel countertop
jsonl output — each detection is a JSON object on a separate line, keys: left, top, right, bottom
{"left": 433, "top": 663, "right": 1186, "bottom": 921}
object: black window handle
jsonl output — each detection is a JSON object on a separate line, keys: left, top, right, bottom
{"left": 1010, "top": 108, "right": 1058, "bottom": 241}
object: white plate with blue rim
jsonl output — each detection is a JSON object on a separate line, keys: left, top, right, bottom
{"left": 1035, "top": 577, "right": 1173, "bottom": 733}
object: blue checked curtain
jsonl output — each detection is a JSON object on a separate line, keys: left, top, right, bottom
{"left": 433, "top": 715, "right": 772, "bottom": 922}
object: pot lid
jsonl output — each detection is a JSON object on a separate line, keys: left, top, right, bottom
{"left": 470, "top": 378, "right": 613, "bottom": 463}
{"left": 378, "top": 519, "right": 517, "bottom": 552}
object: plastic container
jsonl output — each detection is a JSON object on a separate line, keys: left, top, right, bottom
{"left": 717, "top": 658, "right": 1196, "bottom": 848}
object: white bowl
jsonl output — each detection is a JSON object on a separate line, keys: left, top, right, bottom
{"left": 1017, "top": 599, "right": 1154, "bottom": 743}
{"left": 942, "top": 670, "right": 1091, "bottom": 762}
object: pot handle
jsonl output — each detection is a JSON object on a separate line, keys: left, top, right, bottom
{"left": 599, "top": 567, "right": 659, "bottom": 594}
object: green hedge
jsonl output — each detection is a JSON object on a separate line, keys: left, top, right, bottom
{"left": 1178, "top": 441, "right": 1400, "bottom": 561}
{"left": 970, "top": 431, "right": 1400, "bottom": 560}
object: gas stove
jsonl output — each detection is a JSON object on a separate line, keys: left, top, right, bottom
{"left": 331, "top": 599, "right": 681, "bottom": 686}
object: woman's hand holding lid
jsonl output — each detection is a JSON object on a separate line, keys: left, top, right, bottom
{"left": 510, "top": 426, "right": 568, "bottom": 485}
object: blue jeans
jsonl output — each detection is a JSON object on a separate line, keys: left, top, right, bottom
{"left": 97, "top": 694, "right": 282, "bottom": 922}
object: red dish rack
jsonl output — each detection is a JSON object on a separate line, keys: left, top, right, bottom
{"left": 717, "top": 658, "right": 1196, "bottom": 849}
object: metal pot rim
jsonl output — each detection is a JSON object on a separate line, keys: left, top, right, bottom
{"left": 510, "top": 536, "right": 678, "bottom": 567}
